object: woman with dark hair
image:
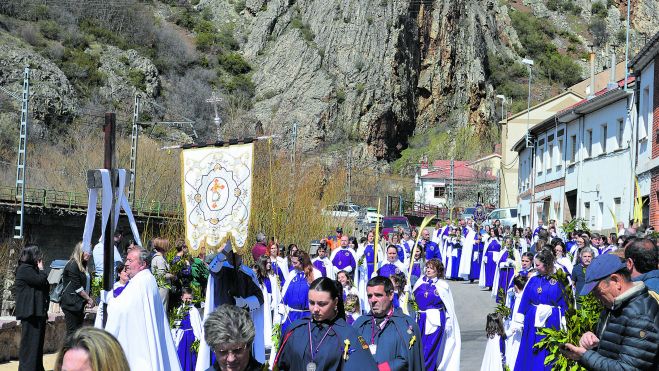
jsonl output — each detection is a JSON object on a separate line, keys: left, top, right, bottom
{"left": 404, "top": 244, "right": 425, "bottom": 289}
{"left": 286, "top": 244, "right": 299, "bottom": 273}
{"left": 412, "top": 258, "right": 461, "bottom": 370}
{"left": 511, "top": 249, "right": 568, "bottom": 371}
{"left": 15, "top": 244, "right": 49, "bottom": 371}
{"left": 551, "top": 240, "right": 573, "bottom": 274}
{"left": 255, "top": 254, "right": 280, "bottom": 352}
{"left": 278, "top": 250, "right": 321, "bottom": 334}
{"left": 274, "top": 277, "right": 377, "bottom": 370}
{"left": 480, "top": 313, "right": 506, "bottom": 371}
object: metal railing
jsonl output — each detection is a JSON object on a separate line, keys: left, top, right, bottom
{"left": 0, "top": 185, "right": 182, "bottom": 218}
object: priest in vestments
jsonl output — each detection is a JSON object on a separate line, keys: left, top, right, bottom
{"left": 458, "top": 219, "right": 477, "bottom": 280}
{"left": 103, "top": 248, "right": 182, "bottom": 371}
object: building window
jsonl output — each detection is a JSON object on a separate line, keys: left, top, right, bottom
{"left": 557, "top": 137, "right": 564, "bottom": 169}
{"left": 617, "top": 118, "right": 624, "bottom": 149}
{"left": 614, "top": 197, "right": 621, "bottom": 219}
{"left": 584, "top": 202, "right": 591, "bottom": 225}
{"left": 586, "top": 129, "right": 593, "bottom": 158}
{"left": 601, "top": 124, "right": 607, "bottom": 154}
{"left": 547, "top": 143, "right": 553, "bottom": 172}
{"left": 537, "top": 146, "right": 544, "bottom": 175}
{"left": 640, "top": 86, "right": 649, "bottom": 139}
{"left": 570, "top": 135, "right": 577, "bottom": 163}
{"left": 434, "top": 186, "right": 445, "bottom": 198}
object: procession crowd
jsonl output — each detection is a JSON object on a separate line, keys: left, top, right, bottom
{"left": 11, "top": 217, "right": 659, "bottom": 371}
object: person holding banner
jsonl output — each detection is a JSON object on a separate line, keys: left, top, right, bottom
{"left": 196, "top": 244, "right": 265, "bottom": 371}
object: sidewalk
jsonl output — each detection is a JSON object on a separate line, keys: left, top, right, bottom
{"left": 0, "top": 353, "right": 57, "bottom": 371}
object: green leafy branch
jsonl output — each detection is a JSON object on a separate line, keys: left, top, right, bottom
{"left": 534, "top": 269, "right": 603, "bottom": 370}
{"left": 495, "top": 288, "right": 511, "bottom": 319}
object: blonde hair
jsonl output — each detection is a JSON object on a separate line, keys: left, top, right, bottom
{"left": 54, "top": 327, "right": 129, "bottom": 371}
{"left": 69, "top": 242, "right": 86, "bottom": 272}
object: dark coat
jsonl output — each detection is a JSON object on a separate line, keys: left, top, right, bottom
{"left": 60, "top": 260, "right": 88, "bottom": 312}
{"left": 581, "top": 282, "right": 659, "bottom": 370}
{"left": 352, "top": 309, "right": 425, "bottom": 371}
{"left": 14, "top": 263, "right": 49, "bottom": 319}
{"left": 571, "top": 263, "right": 587, "bottom": 296}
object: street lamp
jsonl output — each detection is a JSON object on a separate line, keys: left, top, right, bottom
{"left": 522, "top": 58, "right": 534, "bottom": 147}
{"left": 495, "top": 94, "right": 506, "bottom": 121}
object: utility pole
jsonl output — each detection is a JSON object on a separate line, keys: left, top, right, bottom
{"left": 128, "top": 94, "right": 140, "bottom": 205}
{"left": 449, "top": 159, "right": 455, "bottom": 208}
{"left": 347, "top": 151, "right": 352, "bottom": 204}
{"left": 102, "top": 113, "right": 117, "bottom": 328}
{"left": 206, "top": 92, "right": 223, "bottom": 141}
{"left": 14, "top": 67, "right": 29, "bottom": 239}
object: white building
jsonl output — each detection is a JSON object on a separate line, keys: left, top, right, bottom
{"left": 513, "top": 78, "right": 636, "bottom": 232}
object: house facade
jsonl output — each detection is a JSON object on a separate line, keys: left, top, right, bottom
{"left": 415, "top": 158, "right": 498, "bottom": 208}
{"left": 630, "top": 32, "right": 659, "bottom": 227}
{"left": 514, "top": 78, "right": 636, "bottom": 232}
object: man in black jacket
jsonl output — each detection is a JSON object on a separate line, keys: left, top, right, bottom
{"left": 561, "top": 253, "right": 659, "bottom": 370}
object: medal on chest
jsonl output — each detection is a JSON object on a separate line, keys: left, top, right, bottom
{"left": 369, "top": 344, "right": 377, "bottom": 355}
{"left": 537, "top": 286, "right": 543, "bottom": 294}
{"left": 306, "top": 362, "right": 317, "bottom": 371}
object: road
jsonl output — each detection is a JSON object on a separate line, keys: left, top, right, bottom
{"left": 448, "top": 279, "right": 496, "bottom": 370}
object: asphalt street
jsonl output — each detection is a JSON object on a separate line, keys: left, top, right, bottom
{"left": 447, "top": 279, "right": 496, "bottom": 370}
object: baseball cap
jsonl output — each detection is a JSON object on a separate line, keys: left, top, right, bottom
{"left": 580, "top": 254, "right": 626, "bottom": 296}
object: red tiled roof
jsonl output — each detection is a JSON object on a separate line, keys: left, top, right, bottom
{"left": 423, "top": 160, "right": 496, "bottom": 181}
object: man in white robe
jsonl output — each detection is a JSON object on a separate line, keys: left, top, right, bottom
{"left": 103, "top": 248, "right": 182, "bottom": 371}
{"left": 458, "top": 219, "right": 477, "bottom": 280}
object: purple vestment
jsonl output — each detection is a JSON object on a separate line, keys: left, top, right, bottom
{"left": 414, "top": 276, "right": 447, "bottom": 371}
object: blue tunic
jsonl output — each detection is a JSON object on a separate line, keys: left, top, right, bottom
{"left": 448, "top": 242, "right": 461, "bottom": 279}
{"left": 378, "top": 263, "right": 402, "bottom": 278}
{"left": 281, "top": 271, "right": 311, "bottom": 335}
{"left": 176, "top": 311, "right": 198, "bottom": 371}
{"left": 513, "top": 275, "right": 567, "bottom": 371}
{"left": 271, "top": 260, "right": 287, "bottom": 286}
{"left": 275, "top": 317, "right": 377, "bottom": 371}
{"left": 395, "top": 244, "right": 406, "bottom": 263}
{"left": 484, "top": 240, "right": 501, "bottom": 288}
{"left": 313, "top": 259, "right": 327, "bottom": 277}
{"left": 469, "top": 240, "right": 483, "bottom": 281}
{"left": 362, "top": 244, "right": 377, "bottom": 278}
{"left": 352, "top": 309, "right": 424, "bottom": 371}
{"left": 424, "top": 241, "right": 441, "bottom": 261}
{"left": 413, "top": 277, "right": 447, "bottom": 371}
{"left": 332, "top": 248, "right": 357, "bottom": 274}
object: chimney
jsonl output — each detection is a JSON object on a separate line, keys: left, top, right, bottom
{"left": 607, "top": 47, "right": 618, "bottom": 90}
{"left": 588, "top": 50, "right": 596, "bottom": 99}
{"left": 420, "top": 155, "right": 429, "bottom": 177}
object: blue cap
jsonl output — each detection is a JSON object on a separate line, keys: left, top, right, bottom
{"left": 580, "top": 253, "right": 626, "bottom": 296}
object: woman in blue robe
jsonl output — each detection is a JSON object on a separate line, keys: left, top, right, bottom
{"left": 483, "top": 234, "right": 502, "bottom": 288}
{"left": 469, "top": 233, "right": 483, "bottom": 282}
{"left": 172, "top": 288, "right": 202, "bottom": 371}
{"left": 493, "top": 237, "right": 518, "bottom": 303}
{"left": 413, "top": 258, "right": 461, "bottom": 370}
{"left": 512, "top": 249, "right": 568, "bottom": 371}
{"left": 275, "top": 277, "right": 377, "bottom": 370}
{"left": 404, "top": 245, "right": 425, "bottom": 289}
{"left": 278, "top": 251, "right": 321, "bottom": 335}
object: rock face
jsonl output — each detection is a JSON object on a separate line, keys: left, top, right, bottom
{"left": 0, "top": 33, "right": 77, "bottom": 138}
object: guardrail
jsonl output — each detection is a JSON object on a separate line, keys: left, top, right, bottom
{"left": 0, "top": 185, "right": 182, "bottom": 218}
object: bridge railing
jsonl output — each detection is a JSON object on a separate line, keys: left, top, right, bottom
{"left": 0, "top": 185, "right": 182, "bottom": 218}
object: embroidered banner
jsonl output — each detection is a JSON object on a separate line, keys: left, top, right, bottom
{"left": 181, "top": 143, "right": 253, "bottom": 253}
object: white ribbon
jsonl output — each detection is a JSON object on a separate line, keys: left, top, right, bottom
{"left": 81, "top": 169, "right": 142, "bottom": 252}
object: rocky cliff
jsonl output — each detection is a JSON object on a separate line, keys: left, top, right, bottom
{"left": 1, "top": 0, "right": 658, "bottom": 166}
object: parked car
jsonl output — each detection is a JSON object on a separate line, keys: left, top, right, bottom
{"left": 363, "top": 207, "right": 383, "bottom": 224}
{"left": 381, "top": 216, "right": 411, "bottom": 239}
{"left": 322, "top": 203, "right": 361, "bottom": 219}
{"left": 460, "top": 207, "right": 476, "bottom": 220}
{"left": 481, "top": 207, "right": 518, "bottom": 228}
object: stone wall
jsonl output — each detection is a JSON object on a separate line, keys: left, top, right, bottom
{"left": 0, "top": 311, "right": 96, "bottom": 362}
